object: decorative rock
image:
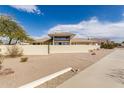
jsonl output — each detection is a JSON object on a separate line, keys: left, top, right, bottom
{"left": 89, "top": 50, "right": 93, "bottom": 52}
{"left": 71, "top": 69, "right": 80, "bottom": 73}
{"left": 91, "top": 52, "right": 96, "bottom": 55}
{"left": 0, "top": 68, "right": 14, "bottom": 76}
{"left": 20, "top": 57, "right": 28, "bottom": 62}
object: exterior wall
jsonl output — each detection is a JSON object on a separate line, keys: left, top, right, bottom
{"left": 50, "top": 45, "right": 100, "bottom": 54}
{"left": 0, "top": 45, "right": 49, "bottom": 55}
{"left": 21, "top": 45, "right": 48, "bottom": 55}
{"left": 0, "top": 45, "right": 100, "bottom": 55}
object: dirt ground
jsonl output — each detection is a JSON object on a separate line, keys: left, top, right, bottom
{"left": 0, "top": 49, "right": 113, "bottom": 88}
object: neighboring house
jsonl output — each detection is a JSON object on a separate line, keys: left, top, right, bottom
{"left": 31, "top": 32, "right": 109, "bottom": 45}
{"left": 30, "top": 38, "right": 51, "bottom": 45}
{"left": 71, "top": 38, "right": 98, "bottom": 45}
{"left": 121, "top": 41, "right": 124, "bottom": 46}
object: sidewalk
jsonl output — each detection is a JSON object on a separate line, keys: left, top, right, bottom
{"left": 58, "top": 49, "right": 124, "bottom": 88}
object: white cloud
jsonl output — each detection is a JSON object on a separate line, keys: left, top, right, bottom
{"left": 122, "top": 13, "right": 124, "bottom": 17}
{"left": 48, "top": 17, "right": 124, "bottom": 42}
{"left": 32, "top": 35, "right": 49, "bottom": 39}
{"left": 10, "top": 5, "right": 42, "bottom": 15}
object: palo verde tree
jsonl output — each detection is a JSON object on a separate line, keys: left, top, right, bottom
{"left": 0, "top": 15, "right": 33, "bottom": 45}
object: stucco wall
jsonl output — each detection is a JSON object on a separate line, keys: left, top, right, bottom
{"left": 0, "top": 45, "right": 49, "bottom": 55}
{"left": 50, "top": 45, "right": 100, "bottom": 54}
{"left": 21, "top": 45, "right": 48, "bottom": 55}
{"left": 0, "top": 45, "right": 100, "bottom": 55}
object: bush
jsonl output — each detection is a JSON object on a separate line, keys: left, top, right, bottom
{"left": 6, "top": 45, "right": 23, "bottom": 57}
{"left": 0, "top": 54, "right": 4, "bottom": 64}
{"left": 20, "top": 57, "right": 28, "bottom": 62}
{"left": 0, "top": 54, "right": 4, "bottom": 70}
{"left": 0, "top": 68, "right": 14, "bottom": 75}
{"left": 100, "top": 42, "right": 116, "bottom": 49}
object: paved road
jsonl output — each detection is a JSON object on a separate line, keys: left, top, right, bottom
{"left": 58, "top": 49, "right": 124, "bottom": 88}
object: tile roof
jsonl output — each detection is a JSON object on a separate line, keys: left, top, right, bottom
{"left": 48, "top": 32, "right": 75, "bottom": 37}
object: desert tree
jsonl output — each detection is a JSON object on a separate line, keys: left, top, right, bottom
{"left": 0, "top": 15, "right": 33, "bottom": 45}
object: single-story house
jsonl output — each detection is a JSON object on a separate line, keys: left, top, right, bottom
{"left": 31, "top": 32, "right": 109, "bottom": 45}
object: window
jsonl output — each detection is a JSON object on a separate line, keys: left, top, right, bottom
{"left": 63, "top": 42, "right": 69, "bottom": 45}
{"left": 54, "top": 42, "right": 70, "bottom": 45}
{"left": 54, "top": 37, "right": 70, "bottom": 41}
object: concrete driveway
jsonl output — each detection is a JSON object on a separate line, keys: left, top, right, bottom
{"left": 58, "top": 49, "right": 124, "bottom": 88}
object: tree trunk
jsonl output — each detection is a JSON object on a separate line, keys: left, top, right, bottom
{"left": 8, "top": 38, "right": 12, "bottom": 45}
{"left": 15, "top": 38, "right": 19, "bottom": 44}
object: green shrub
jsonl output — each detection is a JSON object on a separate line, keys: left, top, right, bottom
{"left": 6, "top": 45, "right": 23, "bottom": 57}
{"left": 100, "top": 42, "right": 116, "bottom": 49}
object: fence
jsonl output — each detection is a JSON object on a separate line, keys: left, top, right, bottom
{"left": 0, "top": 45, "right": 100, "bottom": 55}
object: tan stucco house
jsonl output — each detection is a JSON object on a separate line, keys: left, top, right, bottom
{"left": 31, "top": 32, "right": 108, "bottom": 45}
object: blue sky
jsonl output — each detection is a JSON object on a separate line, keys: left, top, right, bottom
{"left": 0, "top": 5, "right": 124, "bottom": 42}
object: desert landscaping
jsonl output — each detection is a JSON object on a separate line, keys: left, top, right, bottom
{"left": 0, "top": 48, "right": 113, "bottom": 88}
{"left": 0, "top": 13, "right": 122, "bottom": 88}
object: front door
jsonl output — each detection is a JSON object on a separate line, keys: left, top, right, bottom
{"left": 59, "top": 42, "right": 62, "bottom": 45}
